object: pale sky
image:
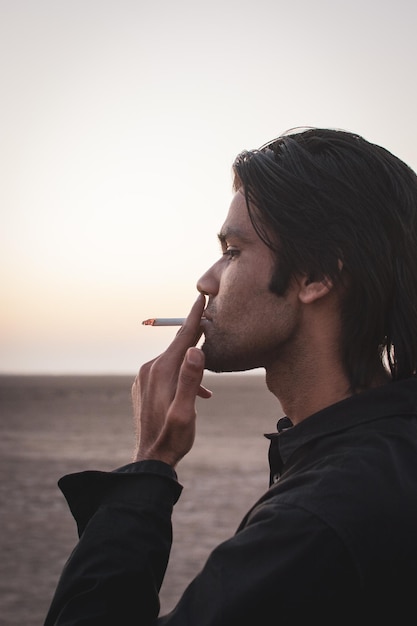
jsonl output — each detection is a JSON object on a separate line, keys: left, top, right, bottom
{"left": 1, "top": 0, "right": 417, "bottom": 374}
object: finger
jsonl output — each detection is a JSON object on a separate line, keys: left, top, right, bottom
{"left": 198, "top": 373, "right": 212, "bottom": 399}
{"left": 184, "top": 293, "right": 206, "bottom": 327}
{"left": 197, "top": 385, "right": 212, "bottom": 399}
{"left": 169, "top": 294, "right": 206, "bottom": 348}
{"left": 158, "top": 295, "right": 206, "bottom": 378}
{"left": 170, "top": 347, "right": 206, "bottom": 417}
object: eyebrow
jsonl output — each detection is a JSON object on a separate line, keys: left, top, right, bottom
{"left": 217, "top": 227, "right": 254, "bottom": 245}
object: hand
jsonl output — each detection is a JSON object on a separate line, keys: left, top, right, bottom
{"left": 131, "top": 294, "right": 212, "bottom": 467}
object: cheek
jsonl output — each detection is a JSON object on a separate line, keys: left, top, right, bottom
{"left": 217, "top": 266, "right": 237, "bottom": 295}
{"left": 217, "top": 271, "right": 268, "bottom": 318}
{"left": 212, "top": 275, "right": 240, "bottom": 321}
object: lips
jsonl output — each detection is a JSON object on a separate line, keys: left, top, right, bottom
{"left": 202, "top": 310, "right": 213, "bottom": 322}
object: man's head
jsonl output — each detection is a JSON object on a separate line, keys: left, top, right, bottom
{"left": 231, "top": 127, "right": 417, "bottom": 390}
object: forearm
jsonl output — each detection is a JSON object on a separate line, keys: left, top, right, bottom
{"left": 44, "top": 461, "right": 182, "bottom": 626}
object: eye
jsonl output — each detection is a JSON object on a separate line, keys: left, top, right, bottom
{"left": 223, "top": 247, "right": 239, "bottom": 260}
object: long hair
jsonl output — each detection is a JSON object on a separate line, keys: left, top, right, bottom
{"left": 233, "top": 128, "right": 417, "bottom": 391}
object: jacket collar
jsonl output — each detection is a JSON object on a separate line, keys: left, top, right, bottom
{"left": 265, "top": 377, "right": 417, "bottom": 477}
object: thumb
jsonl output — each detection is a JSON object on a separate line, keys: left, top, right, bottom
{"left": 173, "top": 347, "right": 206, "bottom": 405}
{"left": 185, "top": 348, "right": 212, "bottom": 398}
{"left": 182, "top": 347, "right": 205, "bottom": 386}
{"left": 186, "top": 346, "right": 205, "bottom": 369}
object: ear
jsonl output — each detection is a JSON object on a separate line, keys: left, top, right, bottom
{"left": 298, "top": 275, "right": 333, "bottom": 304}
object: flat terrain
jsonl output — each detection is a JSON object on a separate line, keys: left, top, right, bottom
{"left": 0, "top": 373, "right": 282, "bottom": 624}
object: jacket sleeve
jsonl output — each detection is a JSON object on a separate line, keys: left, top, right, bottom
{"left": 44, "top": 462, "right": 359, "bottom": 626}
{"left": 44, "top": 461, "right": 182, "bottom": 626}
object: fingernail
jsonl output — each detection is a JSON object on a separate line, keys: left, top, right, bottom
{"left": 187, "top": 348, "right": 204, "bottom": 366}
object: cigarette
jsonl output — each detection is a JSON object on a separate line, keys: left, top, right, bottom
{"left": 142, "top": 317, "right": 206, "bottom": 326}
{"left": 142, "top": 318, "right": 186, "bottom": 326}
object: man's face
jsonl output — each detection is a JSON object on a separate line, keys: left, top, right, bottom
{"left": 198, "top": 190, "right": 302, "bottom": 373}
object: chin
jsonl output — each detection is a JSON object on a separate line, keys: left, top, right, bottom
{"left": 202, "top": 342, "right": 231, "bottom": 372}
{"left": 205, "top": 363, "right": 250, "bottom": 374}
{"left": 202, "top": 341, "right": 260, "bottom": 373}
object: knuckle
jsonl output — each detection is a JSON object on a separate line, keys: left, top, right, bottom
{"left": 169, "top": 409, "right": 196, "bottom": 429}
{"left": 180, "top": 370, "right": 197, "bottom": 388}
{"left": 138, "top": 360, "right": 153, "bottom": 382}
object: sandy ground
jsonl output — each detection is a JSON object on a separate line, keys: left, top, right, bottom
{"left": 0, "top": 373, "right": 283, "bottom": 625}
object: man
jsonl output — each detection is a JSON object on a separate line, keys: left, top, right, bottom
{"left": 45, "top": 128, "right": 417, "bottom": 624}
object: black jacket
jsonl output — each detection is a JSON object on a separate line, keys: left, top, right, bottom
{"left": 44, "top": 378, "right": 417, "bottom": 625}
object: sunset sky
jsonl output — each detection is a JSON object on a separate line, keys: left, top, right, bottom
{"left": 2, "top": 0, "right": 417, "bottom": 374}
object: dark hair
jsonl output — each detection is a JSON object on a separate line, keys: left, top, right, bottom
{"left": 232, "top": 128, "right": 417, "bottom": 391}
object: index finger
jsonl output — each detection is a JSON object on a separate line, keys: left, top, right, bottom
{"left": 168, "top": 293, "right": 207, "bottom": 350}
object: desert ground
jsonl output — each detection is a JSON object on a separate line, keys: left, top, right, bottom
{"left": 0, "top": 373, "right": 283, "bottom": 625}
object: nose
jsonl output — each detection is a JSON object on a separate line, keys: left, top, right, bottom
{"left": 196, "top": 260, "right": 220, "bottom": 296}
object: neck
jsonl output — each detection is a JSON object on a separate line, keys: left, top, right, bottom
{"left": 265, "top": 352, "right": 351, "bottom": 426}
{"left": 265, "top": 349, "right": 391, "bottom": 425}
{"left": 264, "top": 280, "right": 391, "bottom": 424}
